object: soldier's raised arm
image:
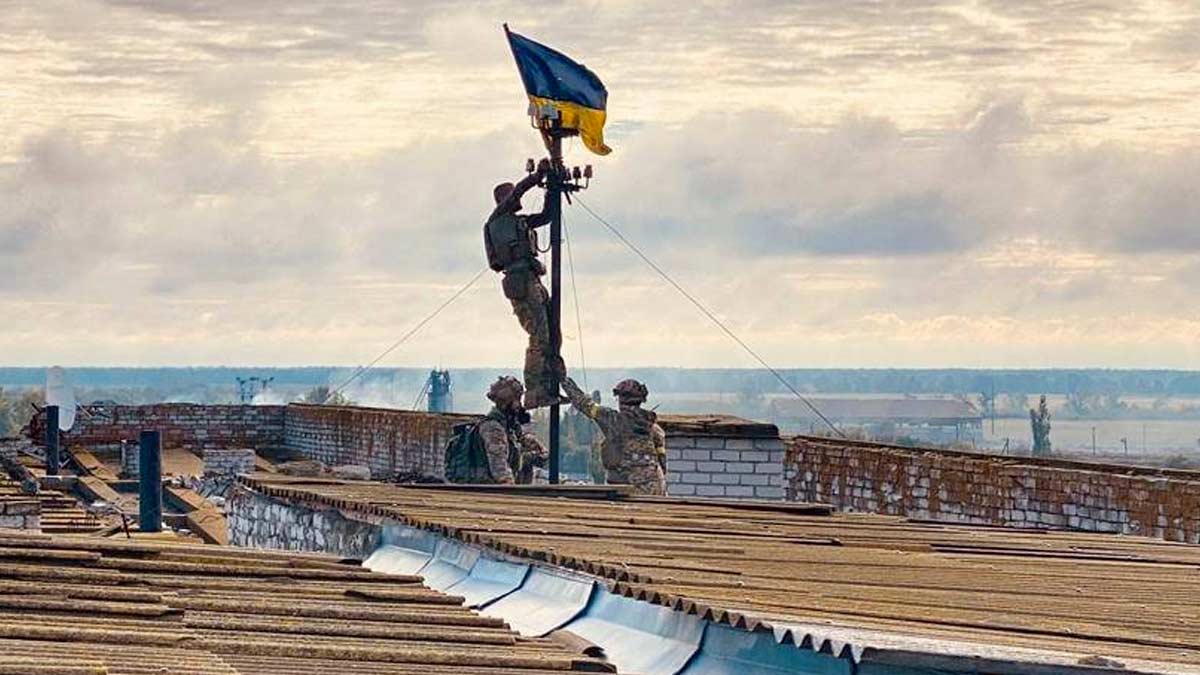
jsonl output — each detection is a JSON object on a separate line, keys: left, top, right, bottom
{"left": 490, "top": 160, "right": 548, "bottom": 220}
{"left": 562, "top": 377, "right": 600, "bottom": 418}
{"left": 564, "top": 377, "right": 620, "bottom": 434}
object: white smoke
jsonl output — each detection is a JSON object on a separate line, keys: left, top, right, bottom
{"left": 251, "top": 389, "right": 285, "bottom": 405}
{"left": 336, "top": 376, "right": 421, "bottom": 410}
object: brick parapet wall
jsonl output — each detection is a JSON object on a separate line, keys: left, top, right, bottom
{"left": 55, "top": 404, "right": 286, "bottom": 452}
{"left": 787, "top": 435, "right": 1200, "bottom": 542}
{"left": 42, "top": 403, "right": 798, "bottom": 496}
{"left": 120, "top": 443, "right": 138, "bottom": 477}
{"left": 660, "top": 416, "right": 785, "bottom": 500}
{"left": 283, "top": 405, "right": 476, "bottom": 480}
{"left": 203, "top": 448, "right": 257, "bottom": 476}
{"left": 0, "top": 500, "right": 40, "bottom": 530}
{"left": 33, "top": 402, "right": 478, "bottom": 481}
{"left": 665, "top": 435, "right": 786, "bottom": 499}
{"left": 227, "top": 482, "right": 381, "bottom": 558}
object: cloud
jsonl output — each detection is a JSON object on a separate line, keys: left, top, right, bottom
{"left": 2, "top": 96, "right": 1197, "bottom": 299}
{"left": 1042, "top": 146, "right": 1200, "bottom": 253}
{"left": 2, "top": 0, "right": 1199, "bottom": 369}
{"left": 581, "top": 103, "right": 1001, "bottom": 258}
{"left": 795, "top": 193, "right": 963, "bottom": 255}
{"left": 4, "top": 90, "right": 1197, "bottom": 281}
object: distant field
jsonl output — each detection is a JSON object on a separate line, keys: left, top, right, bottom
{"left": 986, "top": 418, "right": 1200, "bottom": 455}
{"left": 5, "top": 367, "right": 1200, "bottom": 456}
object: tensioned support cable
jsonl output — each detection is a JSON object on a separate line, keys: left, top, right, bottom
{"left": 411, "top": 376, "right": 432, "bottom": 412}
{"left": 573, "top": 197, "right": 846, "bottom": 438}
{"left": 332, "top": 267, "right": 489, "bottom": 397}
{"left": 563, "top": 215, "right": 589, "bottom": 391}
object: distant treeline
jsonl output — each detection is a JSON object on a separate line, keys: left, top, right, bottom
{"left": 2, "top": 367, "right": 1200, "bottom": 397}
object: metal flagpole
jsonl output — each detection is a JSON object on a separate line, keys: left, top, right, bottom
{"left": 546, "top": 125, "right": 564, "bottom": 484}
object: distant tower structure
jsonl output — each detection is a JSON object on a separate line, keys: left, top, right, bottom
{"left": 236, "top": 376, "right": 275, "bottom": 404}
{"left": 427, "top": 370, "right": 453, "bottom": 413}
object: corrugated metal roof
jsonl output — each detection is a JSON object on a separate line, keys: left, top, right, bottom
{"left": 0, "top": 531, "right": 612, "bottom": 674}
{"left": 0, "top": 479, "right": 106, "bottom": 535}
{"left": 240, "top": 474, "right": 1200, "bottom": 673}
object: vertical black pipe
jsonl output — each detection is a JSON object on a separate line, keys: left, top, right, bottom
{"left": 44, "top": 405, "right": 60, "bottom": 476}
{"left": 138, "top": 430, "right": 163, "bottom": 533}
{"left": 547, "top": 130, "right": 563, "bottom": 484}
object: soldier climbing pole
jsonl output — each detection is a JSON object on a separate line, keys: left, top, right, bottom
{"left": 532, "top": 117, "right": 593, "bottom": 483}
{"left": 506, "top": 25, "right": 608, "bottom": 483}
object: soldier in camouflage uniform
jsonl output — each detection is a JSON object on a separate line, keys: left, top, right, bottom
{"left": 478, "top": 376, "right": 548, "bottom": 484}
{"left": 652, "top": 421, "right": 667, "bottom": 474}
{"left": 562, "top": 376, "right": 667, "bottom": 495}
{"left": 483, "top": 160, "right": 561, "bottom": 408}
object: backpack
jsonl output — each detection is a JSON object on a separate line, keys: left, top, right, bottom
{"left": 484, "top": 212, "right": 532, "bottom": 272}
{"left": 444, "top": 421, "right": 492, "bottom": 483}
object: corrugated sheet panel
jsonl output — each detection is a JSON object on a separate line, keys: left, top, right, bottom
{"left": 0, "top": 531, "right": 612, "bottom": 674}
{"left": 565, "top": 589, "right": 706, "bottom": 675}
{"left": 681, "top": 624, "right": 852, "bottom": 675}
{"left": 482, "top": 566, "right": 596, "bottom": 637}
{"left": 446, "top": 557, "right": 529, "bottom": 608}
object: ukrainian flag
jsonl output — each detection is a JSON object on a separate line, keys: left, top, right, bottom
{"left": 505, "top": 27, "right": 611, "bottom": 155}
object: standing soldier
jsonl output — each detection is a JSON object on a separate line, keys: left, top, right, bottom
{"left": 478, "top": 376, "right": 548, "bottom": 484}
{"left": 562, "top": 377, "right": 667, "bottom": 495}
{"left": 483, "top": 160, "right": 561, "bottom": 408}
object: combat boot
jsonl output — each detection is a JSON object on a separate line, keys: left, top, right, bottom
{"left": 522, "top": 389, "right": 544, "bottom": 409}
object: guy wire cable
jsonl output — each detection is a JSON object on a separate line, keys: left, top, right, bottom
{"left": 563, "top": 213, "right": 589, "bottom": 390}
{"left": 573, "top": 196, "right": 845, "bottom": 438}
{"left": 411, "top": 376, "right": 432, "bottom": 411}
{"left": 332, "top": 266, "right": 488, "bottom": 397}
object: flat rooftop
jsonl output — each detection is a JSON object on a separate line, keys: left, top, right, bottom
{"left": 242, "top": 473, "right": 1200, "bottom": 673}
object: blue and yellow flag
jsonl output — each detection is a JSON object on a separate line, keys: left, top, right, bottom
{"left": 505, "top": 27, "right": 611, "bottom": 155}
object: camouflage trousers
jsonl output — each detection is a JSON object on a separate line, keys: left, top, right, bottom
{"left": 607, "top": 462, "right": 667, "bottom": 496}
{"left": 504, "top": 270, "right": 555, "bottom": 406}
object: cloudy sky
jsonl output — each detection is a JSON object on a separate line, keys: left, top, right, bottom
{"left": 2, "top": 0, "right": 1199, "bottom": 369}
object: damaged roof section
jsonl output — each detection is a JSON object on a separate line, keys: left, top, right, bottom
{"left": 0, "top": 531, "right": 612, "bottom": 674}
{"left": 0, "top": 444, "right": 108, "bottom": 535}
{"left": 0, "top": 477, "right": 106, "bottom": 535}
{"left": 240, "top": 474, "right": 1200, "bottom": 674}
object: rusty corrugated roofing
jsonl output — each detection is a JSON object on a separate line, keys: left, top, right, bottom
{"left": 0, "top": 531, "right": 611, "bottom": 674}
{"left": 0, "top": 479, "right": 106, "bottom": 535}
{"left": 240, "top": 474, "right": 1200, "bottom": 671}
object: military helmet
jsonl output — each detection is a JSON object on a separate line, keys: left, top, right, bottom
{"left": 487, "top": 376, "right": 525, "bottom": 404}
{"left": 612, "top": 379, "right": 648, "bottom": 404}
